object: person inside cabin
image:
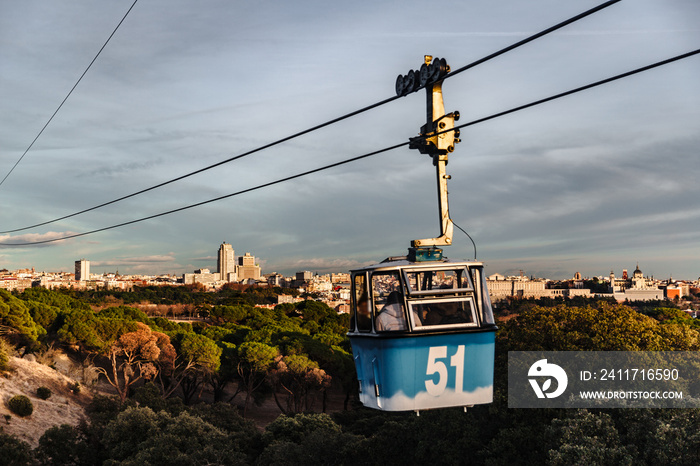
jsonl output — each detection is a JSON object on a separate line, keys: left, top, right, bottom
{"left": 422, "top": 304, "right": 443, "bottom": 326}
{"left": 438, "top": 301, "right": 466, "bottom": 324}
{"left": 422, "top": 301, "right": 471, "bottom": 326}
{"left": 356, "top": 293, "right": 372, "bottom": 331}
{"left": 375, "top": 291, "right": 408, "bottom": 331}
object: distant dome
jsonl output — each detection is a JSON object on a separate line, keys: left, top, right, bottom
{"left": 633, "top": 264, "right": 642, "bottom": 277}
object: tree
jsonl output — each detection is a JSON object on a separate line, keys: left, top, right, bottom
{"left": 323, "top": 344, "right": 356, "bottom": 411}
{"left": 0, "top": 432, "right": 33, "bottom": 466}
{"left": 273, "top": 330, "right": 355, "bottom": 411}
{"left": 0, "top": 289, "right": 42, "bottom": 341}
{"left": 646, "top": 307, "right": 700, "bottom": 331}
{"left": 295, "top": 300, "right": 334, "bottom": 324}
{"left": 102, "top": 407, "right": 247, "bottom": 465}
{"left": 264, "top": 412, "right": 341, "bottom": 444}
{"left": 615, "top": 409, "right": 700, "bottom": 466}
{"left": 500, "top": 302, "right": 699, "bottom": 352}
{"left": 35, "top": 424, "right": 90, "bottom": 466}
{"left": 169, "top": 332, "right": 222, "bottom": 404}
{"left": 55, "top": 306, "right": 141, "bottom": 353}
{"left": 267, "top": 354, "right": 331, "bottom": 414}
{"left": 188, "top": 402, "right": 261, "bottom": 460}
{"left": 26, "top": 301, "right": 60, "bottom": 331}
{"left": 96, "top": 323, "right": 176, "bottom": 402}
{"left": 101, "top": 406, "right": 159, "bottom": 462}
{"left": 210, "top": 305, "right": 251, "bottom": 324}
{"left": 20, "top": 287, "right": 91, "bottom": 311}
{"left": 209, "top": 341, "right": 241, "bottom": 402}
{"left": 236, "top": 341, "right": 278, "bottom": 417}
{"left": 547, "top": 410, "right": 634, "bottom": 465}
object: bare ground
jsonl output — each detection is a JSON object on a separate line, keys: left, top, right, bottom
{"left": 0, "top": 347, "right": 354, "bottom": 447}
{"left": 0, "top": 356, "right": 93, "bottom": 447}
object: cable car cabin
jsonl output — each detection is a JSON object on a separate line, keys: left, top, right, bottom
{"left": 348, "top": 258, "right": 496, "bottom": 412}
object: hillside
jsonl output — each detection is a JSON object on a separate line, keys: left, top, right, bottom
{"left": 0, "top": 356, "right": 92, "bottom": 447}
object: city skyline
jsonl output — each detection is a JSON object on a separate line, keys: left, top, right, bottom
{"left": 1, "top": 0, "right": 699, "bottom": 279}
{"left": 3, "top": 253, "right": 697, "bottom": 283}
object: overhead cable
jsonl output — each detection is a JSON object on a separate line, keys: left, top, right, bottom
{"left": 447, "top": 49, "right": 700, "bottom": 134}
{"left": 0, "top": 0, "right": 620, "bottom": 234}
{"left": 3, "top": 47, "right": 697, "bottom": 247}
{"left": 0, "top": 142, "right": 408, "bottom": 246}
{"left": 0, "top": 0, "right": 140, "bottom": 189}
{"left": 445, "top": 0, "right": 621, "bottom": 79}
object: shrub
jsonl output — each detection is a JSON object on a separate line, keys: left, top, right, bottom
{"left": 0, "top": 432, "right": 33, "bottom": 465}
{"left": 7, "top": 395, "right": 33, "bottom": 417}
{"left": 0, "top": 338, "right": 13, "bottom": 372}
{"left": 37, "top": 386, "right": 52, "bottom": 400}
{"left": 35, "top": 343, "right": 59, "bottom": 367}
{"left": 36, "top": 424, "right": 90, "bottom": 466}
{"left": 0, "top": 346, "right": 8, "bottom": 372}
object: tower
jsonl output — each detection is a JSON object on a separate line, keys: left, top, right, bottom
{"left": 217, "top": 243, "right": 236, "bottom": 282}
{"left": 236, "top": 253, "right": 261, "bottom": 281}
{"left": 75, "top": 259, "right": 90, "bottom": 281}
{"left": 609, "top": 270, "right": 618, "bottom": 293}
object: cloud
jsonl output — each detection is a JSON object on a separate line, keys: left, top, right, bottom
{"left": 0, "top": 231, "right": 78, "bottom": 248}
{"left": 190, "top": 256, "right": 216, "bottom": 261}
{"left": 1, "top": 0, "right": 698, "bottom": 280}
{"left": 90, "top": 253, "right": 177, "bottom": 267}
{"left": 578, "top": 208, "right": 700, "bottom": 235}
{"left": 121, "top": 263, "right": 184, "bottom": 274}
{"left": 81, "top": 157, "right": 165, "bottom": 178}
{"left": 269, "top": 257, "right": 376, "bottom": 274}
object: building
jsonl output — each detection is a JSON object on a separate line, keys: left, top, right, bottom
{"left": 612, "top": 264, "right": 664, "bottom": 301}
{"left": 182, "top": 268, "right": 219, "bottom": 287}
{"left": 331, "top": 273, "right": 351, "bottom": 284}
{"left": 277, "top": 294, "right": 304, "bottom": 304}
{"left": 0, "top": 277, "right": 32, "bottom": 292}
{"left": 75, "top": 259, "right": 90, "bottom": 281}
{"left": 608, "top": 270, "right": 628, "bottom": 292}
{"left": 311, "top": 274, "right": 333, "bottom": 292}
{"left": 217, "top": 242, "right": 236, "bottom": 282}
{"left": 486, "top": 273, "right": 547, "bottom": 299}
{"left": 265, "top": 272, "right": 286, "bottom": 287}
{"left": 486, "top": 273, "right": 592, "bottom": 300}
{"left": 182, "top": 243, "right": 263, "bottom": 286}
{"left": 236, "top": 253, "right": 261, "bottom": 281}
{"left": 630, "top": 264, "right": 655, "bottom": 290}
{"left": 665, "top": 284, "right": 682, "bottom": 301}
{"left": 292, "top": 271, "right": 314, "bottom": 288}
{"left": 297, "top": 271, "right": 313, "bottom": 281}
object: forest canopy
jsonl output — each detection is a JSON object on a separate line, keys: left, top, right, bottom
{"left": 0, "top": 287, "right": 698, "bottom": 465}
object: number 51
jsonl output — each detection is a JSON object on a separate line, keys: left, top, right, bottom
{"left": 425, "top": 345, "right": 465, "bottom": 396}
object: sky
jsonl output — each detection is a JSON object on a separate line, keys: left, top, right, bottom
{"left": 0, "top": 0, "right": 699, "bottom": 280}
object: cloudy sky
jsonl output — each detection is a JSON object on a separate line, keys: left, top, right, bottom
{"left": 1, "top": 0, "right": 698, "bottom": 279}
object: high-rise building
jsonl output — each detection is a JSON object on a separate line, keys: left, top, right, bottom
{"left": 237, "top": 253, "right": 261, "bottom": 281}
{"left": 240, "top": 252, "right": 255, "bottom": 266}
{"left": 75, "top": 259, "right": 90, "bottom": 281}
{"left": 217, "top": 242, "right": 236, "bottom": 282}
